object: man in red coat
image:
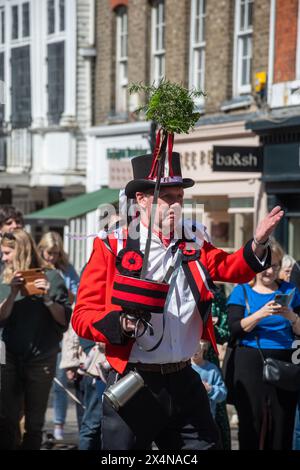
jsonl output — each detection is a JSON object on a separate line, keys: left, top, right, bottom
{"left": 72, "top": 153, "right": 284, "bottom": 450}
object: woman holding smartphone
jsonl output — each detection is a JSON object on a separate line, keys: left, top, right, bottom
{"left": 0, "top": 230, "right": 71, "bottom": 450}
{"left": 38, "top": 231, "right": 80, "bottom": 441}
{"left": 227, "top": 241, "right": 300, "bottom": 450}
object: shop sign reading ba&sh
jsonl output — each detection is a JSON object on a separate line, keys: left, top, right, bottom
{"left": 212, "top": 146, "right": 263, "bottom": 172}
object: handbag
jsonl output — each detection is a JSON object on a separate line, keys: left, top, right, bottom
{"left": 256, "top": 337, "right": 300, "bottom": 391}
{"left": 241, "top": 285, "right": 300, "bottom": 392}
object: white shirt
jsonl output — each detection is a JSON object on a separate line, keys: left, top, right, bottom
{"left": 129, "top": 223, "right": 206, "bottom": 364}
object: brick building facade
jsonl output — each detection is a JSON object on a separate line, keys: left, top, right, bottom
{"left": 87, "top": 0, "right": 270, "bottom": 253}
{"left": 94, "top": 0, "right": 270, "bottom": 120}
{"left": 88, "top": 0, "right": 296, "bottom": 255}
{"left": 246, "top": 0, "right": 300, "bottom": 259}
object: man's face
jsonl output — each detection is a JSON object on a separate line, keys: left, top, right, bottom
{"left": 0, "top": 217, "right": 23, "bottom": 234}
{"left": 136, "top": 186, "right": 184, "bottom": 236}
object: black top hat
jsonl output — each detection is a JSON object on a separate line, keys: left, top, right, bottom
{"left": 125, "top": 152, "right": 195, "bottom": 198}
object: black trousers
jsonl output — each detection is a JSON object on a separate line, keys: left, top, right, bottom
{"left": 101, "top": 365, "right": 219, "bottom": 450}
{"left": 233, "top": 346, "right": 298, "bottom": 450}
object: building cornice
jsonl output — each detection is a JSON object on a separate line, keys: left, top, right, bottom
{"left": 88, "top": 121, "right": 151, "bottom": 137}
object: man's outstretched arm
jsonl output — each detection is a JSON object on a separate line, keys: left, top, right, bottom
{"left": 205, "top": 206, "right": 284, "bottom": 283}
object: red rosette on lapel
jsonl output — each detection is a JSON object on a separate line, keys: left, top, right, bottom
{"left": 181, "top": 247, "right": 201, "bottom": 262}
{"left": 116, "top": 248, "right": 144, "bottom": 277}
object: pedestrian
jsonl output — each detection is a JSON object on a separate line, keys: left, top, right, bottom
{"left": 227, "top": 241, "right": 300, "bottom": 450}
{"left": 38, "top": 231, "right": 79, "bottom": 441}
{"left": 60, "top": 333, "right": 108, "bottom": 450}
{"left": 191, "top": 340, "right": 227, "bottom": 423}
{"left": 280, "top": 254, "right": 295, "bottom": 282}
{"left": 0, "top": 205, "right": 24, "bottom": 275}
{"left": 287, "top": 256, "right": 300, "bottom": 451}
{"left": 0, "top": 229, "right": 71, "bottom": 449}
{"left": 0, "top": 205, "right": 24, "bottom": 234}
{"left": 206, "top": 286, "right": 231, "bottom": 449}
{"left": 76, "top": 340, "right": 106, "bottom": 451}
{"left": 72, "top": 151, "right": 283, "bottom": 450}
{"left": 290, "top": 259, "right": 300, "bottom": 291}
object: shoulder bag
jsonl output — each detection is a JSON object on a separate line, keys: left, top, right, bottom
{"left": 242, "top": 285, "right": 300, "bottom": 392}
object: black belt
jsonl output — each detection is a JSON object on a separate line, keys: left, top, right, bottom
{"left": 128, "top": 360, "right": 191, "bottom": 375}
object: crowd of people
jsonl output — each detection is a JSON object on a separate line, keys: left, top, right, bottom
{"left": 0, "top": 197, "right": 300, "bottom": 450}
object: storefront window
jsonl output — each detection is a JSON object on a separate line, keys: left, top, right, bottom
{"left": 210, "top": 212, "right": 253, "bottom": 250}
{"left": 211, "top": 220, "right": 231, "bottom": 247}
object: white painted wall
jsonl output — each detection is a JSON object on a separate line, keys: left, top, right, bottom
{"left": 87, "top": 122, "right": 151, "bottom": 192}
{"left": 0, "top": 0, "right": 90, "bottom": 194}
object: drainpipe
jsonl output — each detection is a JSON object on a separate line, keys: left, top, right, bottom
{"left": 267, "top": 0, "right": 276, "bottom": 105}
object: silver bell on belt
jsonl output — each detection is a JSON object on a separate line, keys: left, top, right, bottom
{"left": 103, "top": 371, "right": 144, "bottom": 410}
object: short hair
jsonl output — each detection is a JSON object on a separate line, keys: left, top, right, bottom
{"left": 270, "top": 238, "right": 285, "bottom": 265}
{"left": 281, "top": 254, "right": 296, "bottom": 270}
{"left": 0, "top": 205, "right": 24, "bottom": 228}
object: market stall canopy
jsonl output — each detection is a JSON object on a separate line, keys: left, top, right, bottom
{"left": 24, "top": 188, "right": 120, "bottom": 226}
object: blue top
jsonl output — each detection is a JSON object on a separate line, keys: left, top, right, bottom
{"left": 192, "top": 361, "right": 227, "bottom": 417}
{"left": 227, "top": 281, "right": 300, "bottom": 349}
{"left": 59, "top": 264, "right": 80, "bottom": 297}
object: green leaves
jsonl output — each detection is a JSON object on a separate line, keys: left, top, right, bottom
{"left": 128, "top": 79, "right": 204, "bottom": 135}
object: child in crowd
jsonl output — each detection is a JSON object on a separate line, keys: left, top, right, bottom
{"left": 191, "top": 340, "right": 227, "bottom": 419}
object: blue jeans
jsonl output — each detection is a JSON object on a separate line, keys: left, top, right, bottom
{"left": 293, "top": 396, "right": 300, "bottom": 450}
{"left": 52, "top": 353, "right": 68, "bottom": 425}
{"left": 78, "top": 376, "right": 104, "bottom": 451}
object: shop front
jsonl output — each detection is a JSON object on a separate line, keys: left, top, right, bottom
{"left": 263, "top": 144, "right": 300, "bottom": 260}
{"left": 246, "top": 114, "right": 300, "bottom": 260}
{"left": 174, "top": 119, "right": 266, "bottom": 251}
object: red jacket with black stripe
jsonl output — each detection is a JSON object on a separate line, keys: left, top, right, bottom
{"left": 72, "top": 236, "right": 269, "bottom": 374}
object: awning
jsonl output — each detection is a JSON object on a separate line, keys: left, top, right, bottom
{"left": 245, "top": 106, "right": 300, "bottom": 132}
{"left": 24, "top": 188, "right": 120, "bottom": 226}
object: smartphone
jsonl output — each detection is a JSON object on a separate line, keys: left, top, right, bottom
{"left": 274, "top": 288, "right": 295, "bottom": 307}
{"left": 18, "top": 268, "right": 47, "bottom": 296}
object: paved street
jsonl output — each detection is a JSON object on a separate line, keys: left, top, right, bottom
{"left": 43, "top": 388, "right": 239, "bottom": 450}
{"left": 43, "top": 388, "right": 79, "bottom": 450}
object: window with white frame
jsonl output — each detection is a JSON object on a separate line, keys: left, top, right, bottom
{"left": 47, "top": 0, "right": 65, "bottom": 36}
{"left": 234, "top": 0, "right": 253, "bottom": 95}
{"left": 11, "top": 1, "right": 30, "bottom": 41}
{"left": 151, "top": 0, "right": 165, "bottom": 84}
{"left": 0, "top": 6, "right": 5, "bottom": 45}
{"left": 189, "top": 0, "right": 206, "bottom": 99}
{"left": 0, "top": 50, "right": 4, "bottom": 127}
{"left": 115, "top": 7, "right": 128, "bottom": 114}
{"left": 10, "top": 1, "right": 32, "bottom": 128}
{"left": 0, "top": 5, "right": 4, "bottom": 122}
{"left": 47, "top": 0, "right": 65, "bottom": 124}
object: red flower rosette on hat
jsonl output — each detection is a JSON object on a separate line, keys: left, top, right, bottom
{"left": 116, "top": 248, "right": 144, "bottom": 277}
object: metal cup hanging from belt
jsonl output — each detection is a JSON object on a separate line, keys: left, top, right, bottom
{"left": 103, "top": 370, "right": 145, "bottom": 411}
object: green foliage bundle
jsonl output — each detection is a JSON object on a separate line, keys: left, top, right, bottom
{"left": 129, "top": 79, "right": 204, "bottom": 135}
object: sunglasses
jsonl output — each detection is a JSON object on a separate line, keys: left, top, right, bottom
{"left": 0, "top": 232, "right": 16, "bottom": 240}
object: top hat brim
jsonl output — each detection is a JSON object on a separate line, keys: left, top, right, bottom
{"left": 125, "top": 178, "right": 195, "bottom": 199}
